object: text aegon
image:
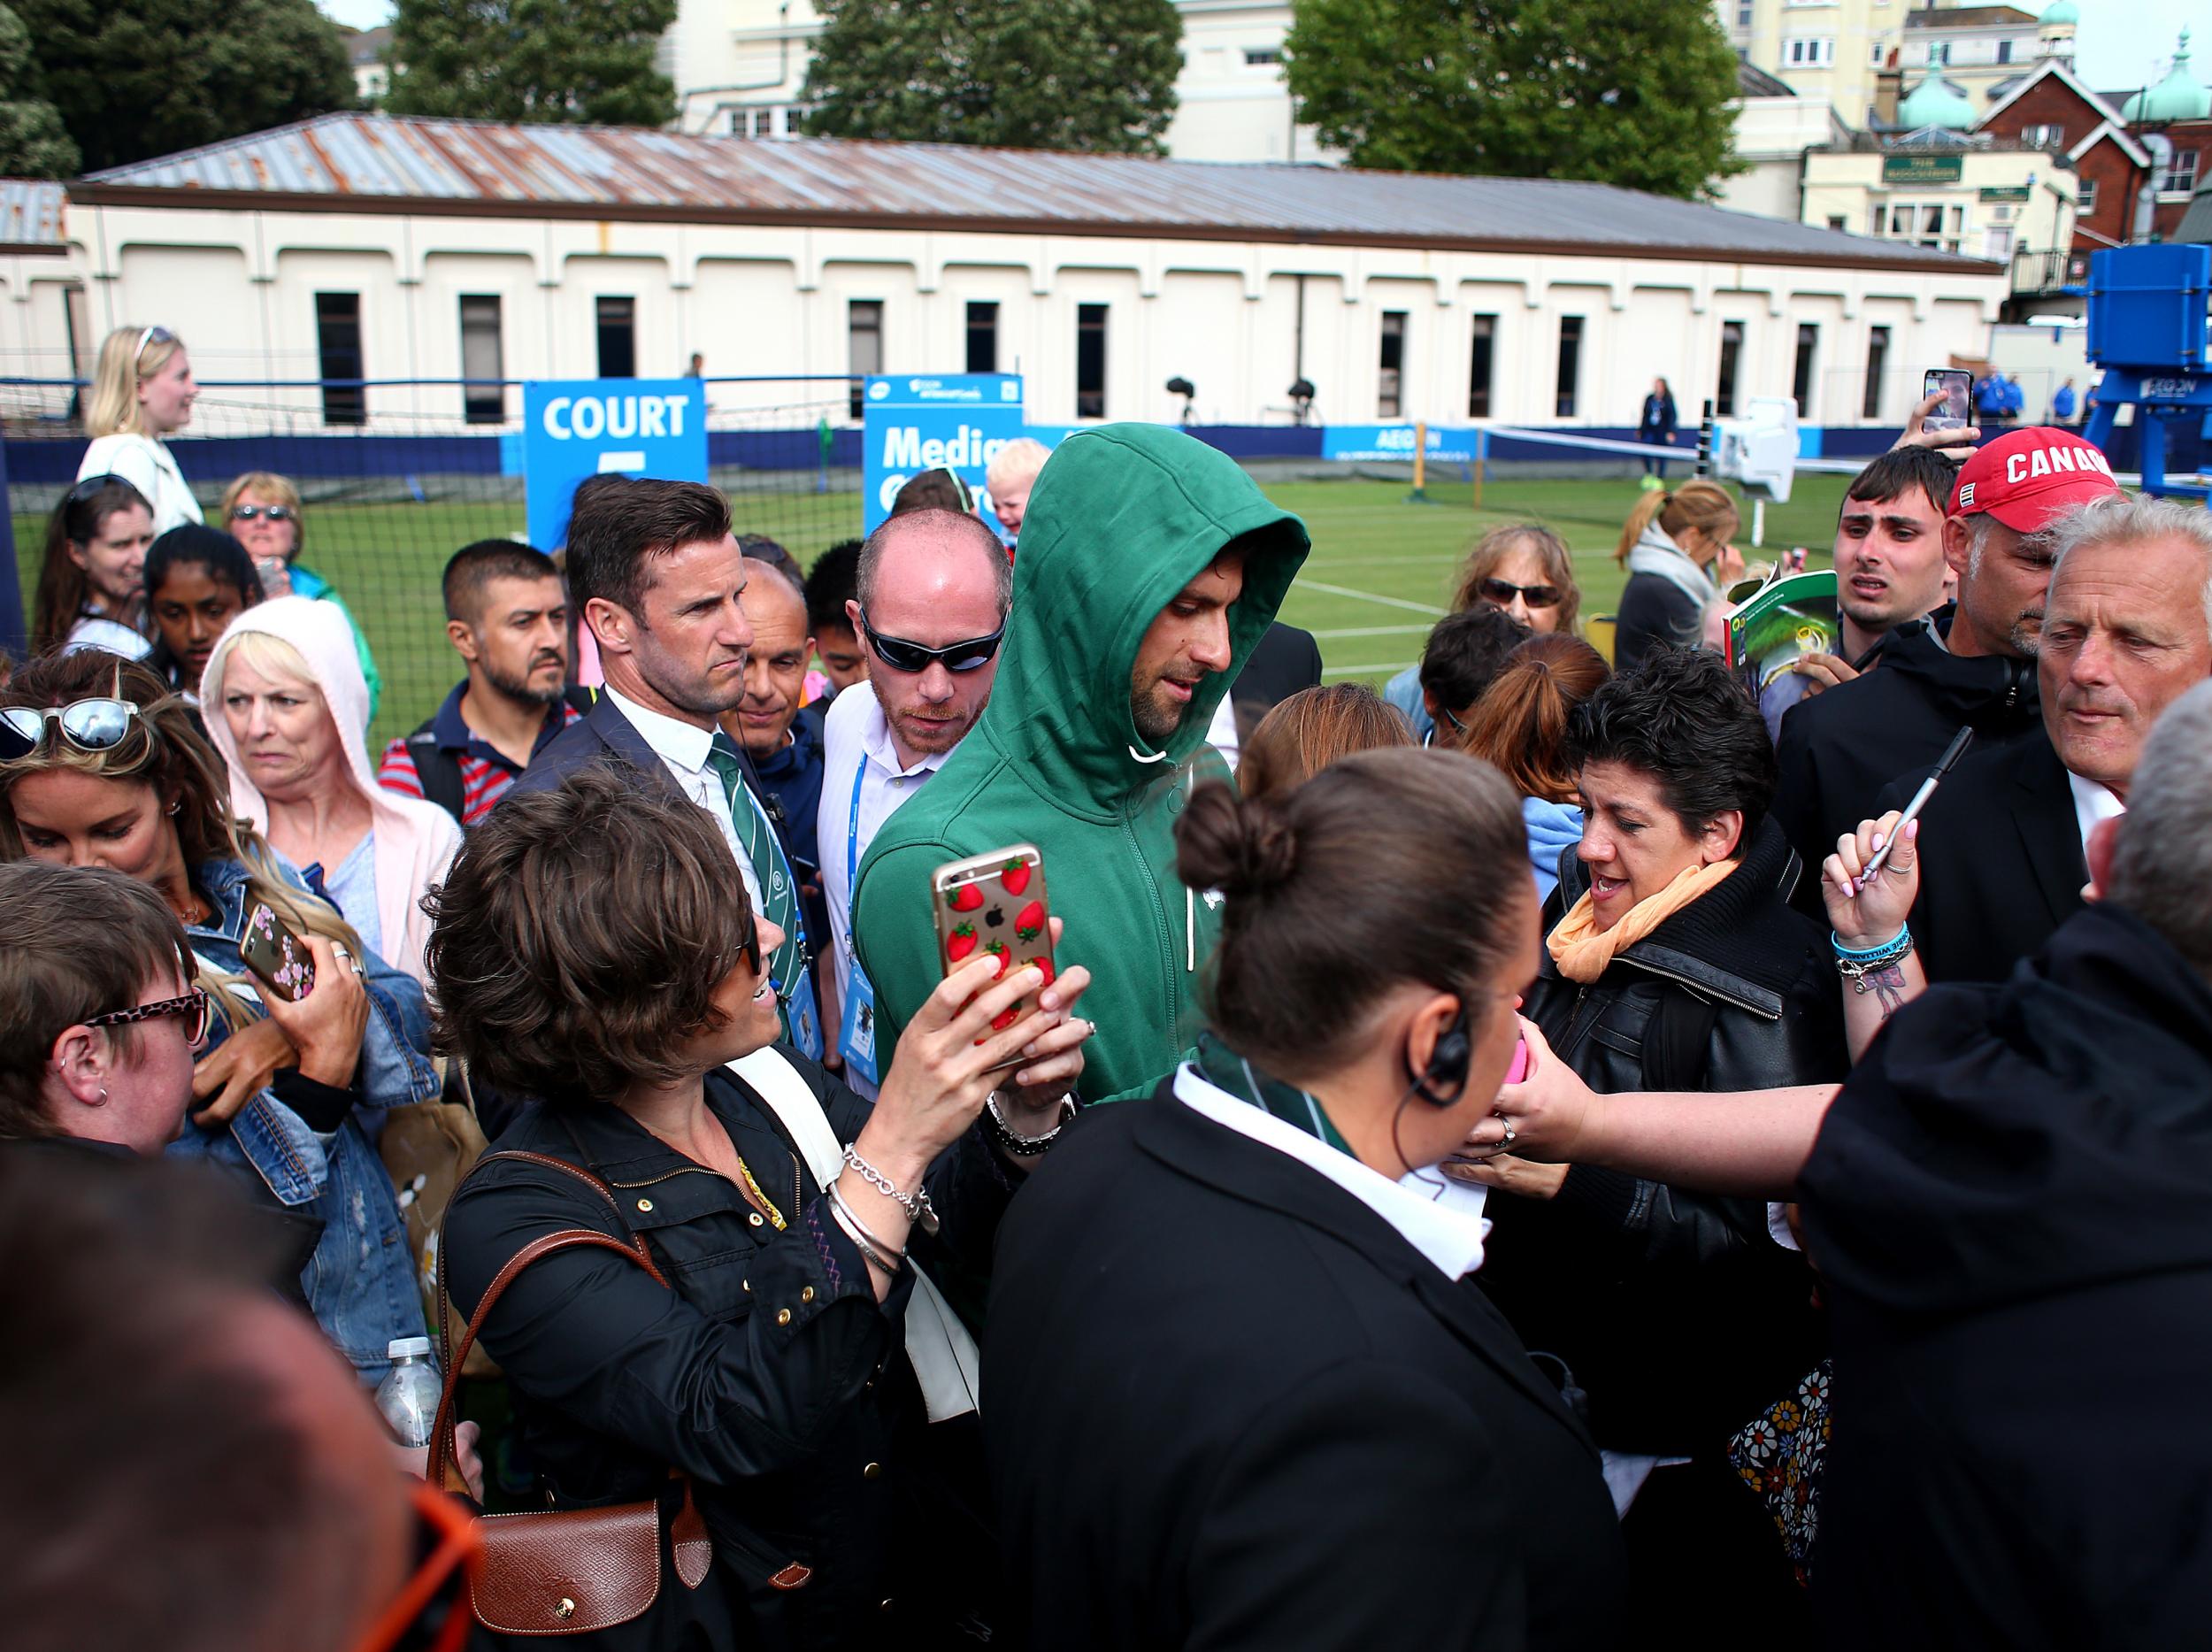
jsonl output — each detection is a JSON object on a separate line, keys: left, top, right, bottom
{"left": 541, "top": 394, "right": 690, "bottom": 442}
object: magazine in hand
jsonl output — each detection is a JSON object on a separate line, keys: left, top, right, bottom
{"left": 1725, "top": 569, "right": 1839, "bottom": 697}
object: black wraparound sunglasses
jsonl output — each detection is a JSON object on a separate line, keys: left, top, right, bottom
{"left": 856, "top": 611, "right": 1006, "bottom": 674}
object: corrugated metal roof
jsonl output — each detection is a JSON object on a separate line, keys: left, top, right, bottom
{"left": 0, "top": 179, "right": 66, "bottom": 250}
{"left": 76, "top": 112, "right": 1996, "bottom": 273}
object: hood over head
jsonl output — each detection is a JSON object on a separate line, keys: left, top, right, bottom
{"left": 980, "top": 425, "right": 1308, "bottom": 810}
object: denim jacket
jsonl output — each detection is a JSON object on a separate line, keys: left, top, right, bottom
{"left": 165, "top": 856, "right": 436, "bottom": 1380}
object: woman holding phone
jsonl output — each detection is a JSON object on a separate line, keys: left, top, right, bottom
{"left": 0, "top": 649, "right": 440, "bottom": 1383}
{"left": 430, "top": 767, "right": 1094, "bottom": 1649}
{"left": 986, "top": 747, "right": 1625, "bottom": 1649}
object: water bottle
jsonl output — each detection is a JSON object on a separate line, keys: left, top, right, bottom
{"left": 374, "top": 1336, "right": 441, "bottom": 1448}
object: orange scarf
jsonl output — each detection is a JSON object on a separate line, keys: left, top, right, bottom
{"left": 1547, "top": 859, "right": 1740, "bottom": 984}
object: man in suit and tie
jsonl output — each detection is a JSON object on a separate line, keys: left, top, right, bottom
{"left": 1884, "top": 494, "right": 2212, "bottom": 984}
{"left": 511, "top": 476, "right": 824, "bottom": 1059}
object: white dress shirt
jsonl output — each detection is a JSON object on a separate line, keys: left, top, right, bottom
{"left": 1171, "top": 1061, "right": 1491, "bottom": 1279}
{"left": 602, "top": 683, "right": 764, "bottom": 914}
{"left": 2067, "top": 768, "right": 2125, "bottom": 857}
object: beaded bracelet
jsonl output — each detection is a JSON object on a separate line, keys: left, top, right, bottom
{"left": 840, "top": 1145, "right": 940, "bottom": 1235}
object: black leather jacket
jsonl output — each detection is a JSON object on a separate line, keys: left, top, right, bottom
{"left": 1478, "top": 819, "right": 1845, "bottom": 1453}
{"left": 443, "top": 1050, "right": 1018, "bottom": 1650}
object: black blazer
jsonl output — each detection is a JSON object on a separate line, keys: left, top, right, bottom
{"left": 1880, "top": 731, "right": 2085, "bottom": 986}
{"left": 985, "top": 1089, "right": 1627, "bottom": 1652}
{"left": 1226, "top": 620, "right": 1324, "bottom": 740}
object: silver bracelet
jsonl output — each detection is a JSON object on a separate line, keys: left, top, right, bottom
{"left": 986, "top": 1093, "right": 1075, "bottom": 1156}
{"left": 840, "top": 1145, "right": 940, "bottom": 1234}
{"left": 826, "top": 1183, "right": 905, "bottom": 1275}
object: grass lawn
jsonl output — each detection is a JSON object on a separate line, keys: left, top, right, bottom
{"left": 15, "top": 469, "right": 1852, "bottom": 752}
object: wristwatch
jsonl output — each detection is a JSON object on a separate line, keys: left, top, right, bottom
{"left": 983, "top": 1093, "right": 1078, "bottom": 1156}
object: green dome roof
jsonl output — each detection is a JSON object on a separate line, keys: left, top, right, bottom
{"left": 2041, "top": 0, "right": 2078, "bottom": 26}
{"left": 2124, "top": 31, "right": 2210, "bottom": 122}
{"left": 1897, "top": 72, "right": 1977, "bottom": 131}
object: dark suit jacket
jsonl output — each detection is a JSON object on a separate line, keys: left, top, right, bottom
{"left": 985, "top": 1089, "right": 1627, "bottom": 1652}
{"left": 1880, "top": 731, "right": 2085, "bottom": 986}
{"left": 1227, "top": 620, "right": 1324, "bottom": 741}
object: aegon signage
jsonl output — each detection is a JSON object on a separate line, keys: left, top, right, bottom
{"left": 522, "top": 379, "right": 710, "bottom": 552}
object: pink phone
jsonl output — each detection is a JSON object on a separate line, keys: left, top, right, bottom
{"left": 1503, "top": 1036, "right": 1530, "bottom": 1087}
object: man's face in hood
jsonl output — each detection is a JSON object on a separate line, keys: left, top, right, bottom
{"left": 1129, "top": 547, "right": 1247, "bottom": 747}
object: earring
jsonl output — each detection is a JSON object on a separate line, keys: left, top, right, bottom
{"left": 166, "top": 802, "right": 180, "bottom": 816}
{"left": 92, "top": 1086, "right": 110, "bottom": 1107}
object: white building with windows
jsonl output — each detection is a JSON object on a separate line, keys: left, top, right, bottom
{"left": 12, "top": 114, "right": 2003, "bottom": 437}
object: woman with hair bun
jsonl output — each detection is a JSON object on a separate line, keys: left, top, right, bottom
{"left": 1454, "top": 633, "right": 1612, "bottom": 901}
{"left": 986, "top": 747, "right": 1626, "bottom": 1651}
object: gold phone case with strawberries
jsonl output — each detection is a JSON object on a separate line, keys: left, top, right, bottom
{"left": 931, "top": 845, "right": 1055, "bottom": 1058}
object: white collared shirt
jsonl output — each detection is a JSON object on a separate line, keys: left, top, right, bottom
{"left": 2067, "top": 767, "right": 2125, "bottom": 857}
{"left": 818, "top": 687, "right": 954, "bottom": 1016}
{"left": 1172, "top": 1061, "right": 1492, "bottom": 1279}
{"left": 602, "top": 682, "right": 764, "bottom": 913}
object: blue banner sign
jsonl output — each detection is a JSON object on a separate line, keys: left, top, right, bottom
{"left": 1320, "top": 424, "right": 1480, "bottom": 464}
{"left": 522, "top": 378, "right": 710, "bottom": 552}
{"left": 862, "top": 373, "right": 1026, "bottom": 531}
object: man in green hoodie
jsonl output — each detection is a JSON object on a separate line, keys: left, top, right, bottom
{"left": 851, "top": 425, "right": 1310, "bottom": 1103}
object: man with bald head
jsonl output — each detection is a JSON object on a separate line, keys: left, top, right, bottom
{"left": 817, "top": 508, "right": 1012, "bottom": 1095}
{"left": 723, "top": 555, "right": 826, "bottom": 876}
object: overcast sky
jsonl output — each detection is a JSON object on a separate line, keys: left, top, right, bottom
{"left": 314, "top": 0, "right": 2203, "bottom": 104}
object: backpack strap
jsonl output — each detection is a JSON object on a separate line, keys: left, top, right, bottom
{"left": 404, "top": 727, "right": 470, "bottom": 826}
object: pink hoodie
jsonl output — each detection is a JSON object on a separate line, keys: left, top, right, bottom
{"left": 201, "top": 596, "right": 461, "bottom": 984}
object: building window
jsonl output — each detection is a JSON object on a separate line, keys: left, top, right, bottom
{"left": 595, "top": 296, "right": 635, "bottom": 379}
{"left": 1870, "top": 40, "right": 1886, "bottom": 65}
{"left": 1784, "top": 37, "right": 1834, "bottom": 66}
{"left": 1863, "top": 325, "right": 1890, "bottom": 419}
{"left": 315, "top": 292, "right": 365, "bottom": 426}
{"left": 1468, "top": 314, "right": 1496, "bottom": 418}
{"left": 1717, "top": 320, "right": 1745, "bottom": 418}
{"left": 458, "top": 295, "right": 503, "bottom": 425}
{"left": 1889, "top": 203, "right": 1914, "bottom": 235}
{"left": 1555, "top": 316, "right": 1583, "bottom": 419}
{"left": 1932, "top": 42, "right": 1951, "bottom": 64}
{"left": 965, "top": 301, "right": 998, "bottom": 374}
{"left": 2160, "top": 150, "right": 2200, "bottom": 196}
{"left": 2020, "top": 122, "right": 2062, "bottom": 147}
{"left": 1792, "top": 323, "right": 1819, "bottom": 412}
{"left": 1076, "top": 303, "right": 1108, "bottom": 419}
{"left": 1736, "top": 0, "right": 1753, "bottom": 27}
{"left": 1242, "top": 46, "right": 1280, "bottom": 65}
{"left": 1996, "top": 39, "right": 2012, "bottom": 63}
{"left": 2077, "top": 178, "right": 2098, "bottom": 215}
{"left": 1378, "top": 311, "right": 1406, "bottom": 418}
{"left": 848, "top": 299, "right": 883, "bottom": 420}
{"left": 1828, "top": 214, "right": 1847, "bottom": 231}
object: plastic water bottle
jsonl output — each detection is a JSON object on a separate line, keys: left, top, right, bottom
{"left": 374, "top": 1336, "right": 441, "bottom": 1448}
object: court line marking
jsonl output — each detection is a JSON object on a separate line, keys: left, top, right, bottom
{"left": 1310, "top": 623, "right": 1434, "bottom": 640}
{"left": 1320, "top": 660, "right": 1417, "bottom": 680}
{"left": 1293, "top": 577, "right": 1448, "bottom": 617}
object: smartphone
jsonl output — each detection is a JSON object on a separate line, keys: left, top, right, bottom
{"left": 1922, "top": 369, "right": 1973, "bottom": 432}
{"left": 932, "top": 845, "right": 1054, "bottom": 1054}
{"left": 1503, "top": 1036, "right": 1530, "bottom": 1088}
{"left": 241, "top": 899, "right": 317, "bottom": 1002}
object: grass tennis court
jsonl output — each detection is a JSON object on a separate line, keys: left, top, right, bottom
{"left": 14, "top": 468, "right": 1853, "bottom": 752}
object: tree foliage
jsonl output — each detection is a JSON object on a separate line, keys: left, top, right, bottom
{"left": 387, "top": 0, "right": 677, "bottom": 127}
{"left": 0, "top": 4, "right": 79, "bottom": 177}
{"left": 802, "top": 0, "right": 1183, "bottom": 155}
{"left": 1284, "top": 0, "right": 1744, "bottom": 200}
{"left": 17, "top": 0, "right": 352, "bottom": 173}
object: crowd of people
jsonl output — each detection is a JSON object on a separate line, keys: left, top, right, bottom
{"left": 4, "top": 327, "right": 2211, "bottom": 1652}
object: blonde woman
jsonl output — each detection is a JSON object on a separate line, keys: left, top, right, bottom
{"left": 219, "top": 472, "right": 383, "bottom": 723}
{"left": 77, "top": 326, "right": 204, "bottom": 535}
{"left": 1610, "top": 479, "right": 1746, "bottom": 672}
{"left": 201, "top": 597, "right": 460, "bottom": 986}
{"left": 0, "top": 649, "right": 441, "bottom": 1382}
{"left": 1385, "top": 522, "right": 1581, "bottom": 741}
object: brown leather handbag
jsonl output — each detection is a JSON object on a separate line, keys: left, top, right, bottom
{"left": 428, "top": 1150, "right": 714, "bottom": 1636}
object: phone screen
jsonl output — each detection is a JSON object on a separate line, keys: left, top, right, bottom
{"left": 1922, "top": 369, "right": 1973, "bottom": 431}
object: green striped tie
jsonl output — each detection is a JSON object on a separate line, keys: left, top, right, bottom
{"left": 706, "top": 734, "right": 810, "bottom": 1047}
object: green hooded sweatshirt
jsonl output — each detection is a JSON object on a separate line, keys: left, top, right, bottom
{"left": 850, "top": 425, "right": 1310, "bottom": 1103}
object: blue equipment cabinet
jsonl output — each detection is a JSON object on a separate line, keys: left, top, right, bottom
{"left": 2080, "top": 243, "right": 2212, "bottom": 500}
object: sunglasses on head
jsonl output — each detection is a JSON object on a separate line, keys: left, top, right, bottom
{"left": 229, "top": 503, "right": 295, "bottom": 524}
{"left": 86, "top": 985, "right": 211, "bottom": 1047}
{"left": 1479, "top": 577, "right": 1563, "bottom": 610}
{"left": 856, "top": 611, "right": 1006, "bottom": 675}
{"left": 65, "top": 472, "right": 134, "bottom": 509}
{"left": 0, "top": 697, "right": 143, "bottom": 763}
{"left": 134, "top": 326, "right": 175, "bottom": 367}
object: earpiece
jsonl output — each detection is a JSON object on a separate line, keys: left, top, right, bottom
{"left": 1408, "top": 999, "right": 1472, "bottom": 1108}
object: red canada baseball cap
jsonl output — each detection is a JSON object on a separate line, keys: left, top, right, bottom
{"left": 1951, "top": 426, "right": 2121, "bottom": 531}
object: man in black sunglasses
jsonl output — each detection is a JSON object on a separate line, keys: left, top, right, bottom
{"left": 852, "top": 426, "right": 1310, "bottom": 1105}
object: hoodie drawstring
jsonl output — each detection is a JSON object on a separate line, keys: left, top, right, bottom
{"left": 1187, "top": 886, "right": 1195, "bottom": 972}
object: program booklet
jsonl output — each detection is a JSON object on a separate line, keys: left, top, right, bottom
{"left": 1726, "top": 568, "right": 1839, "bottom": 741}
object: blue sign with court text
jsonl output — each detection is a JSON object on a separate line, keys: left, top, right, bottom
{"left": 523, "top": 379, "right": 710, "bottom": 552}
{"left": 862, "top": 373, "right": 1026, "bottom": 532}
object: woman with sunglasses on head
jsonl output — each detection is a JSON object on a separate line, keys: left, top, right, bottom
{"left": 1386, "top": 522, "right": 1582, "bottom": 740}
{"left": 432, "top": 767, "right": 1093, "bottom": 1649}
{"left": 0, "top": 649, "right": 443, "bottom": 1384}
{"left": 32, "top": 473, "right": 157, "bottom": 658}
{"left": 221, "top": 472, "right": 384, "bottom": 726}
{"left": 78, "top": 325, "right": 204, "bottom": 536}
{"left": 144, "top": 525, "right": 265, "bottom": 713}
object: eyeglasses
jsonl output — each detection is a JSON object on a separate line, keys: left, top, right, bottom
{"left": 0, "top": 697, "right": 143, "bottom": 763}
{"left": 85, "top": 986, "right": 211, "bottom": 1048}
{"left": 856, "top": 611, "right": 1007, "bottom": 674}
{"left": 350, "top": 1479, "right": 484, "bottom": 1652}
{"left": 1479, "top": 577, "right": 1564, "bottom": 610}
{"left": 1438, "top": 703, "right": 1471, "bottom": 738}
{"left": 134, "top": 326, "right": 174, "bottom": 368}
{"left": 229, "top": 503, "right": 295, "bottom": 524}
